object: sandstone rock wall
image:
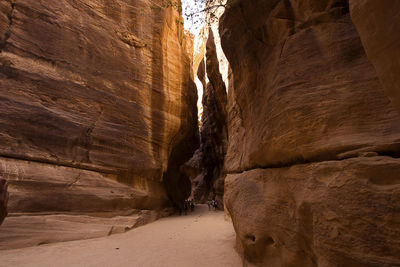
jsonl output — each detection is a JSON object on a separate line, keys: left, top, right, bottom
{"left": 350, "top": 0, "right": 400, "bottom": 114}
{"left": 0, "top": 0, "right": 198, "bottom": 214}
{"left": 183, "top": 31, "right": 228, "bottom": 205}
{"left": 220, "top": 0, "right": 400, "bottom": 266}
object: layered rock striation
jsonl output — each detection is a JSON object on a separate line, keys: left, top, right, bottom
{"left": 220, "top": 0, "right": 400, "bottom": 266}
{"left": 0, "top": 0, "right": 197, "bottom": 214}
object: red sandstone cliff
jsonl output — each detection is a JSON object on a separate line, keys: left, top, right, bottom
{"left": 220, "top": 0, "right": 400, "bottom": 266}
{"left": 0, "top": 0, "right": 197, "bottom": 218}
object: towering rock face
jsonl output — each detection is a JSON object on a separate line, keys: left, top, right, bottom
{"left": 184, "top": 31, "right": 228, "bottom": 204}
{"left": 0, "top": 0, "right": 198, "bottom": 214}
{"left": 220, "top": 0, "right": 400, "bottom": 266}
{"left": 350, "top": 0, "right": 400, "bottom": 114}
{"left": 201, "top": 31, "right": 228, "bottom": 205}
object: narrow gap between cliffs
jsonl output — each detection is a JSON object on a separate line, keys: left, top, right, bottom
{"left": 179, "top": 1, "right": 229, "bottom": 207}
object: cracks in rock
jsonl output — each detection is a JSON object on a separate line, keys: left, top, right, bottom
{"left": 279, "top": 38, "right": 288, "bottom": 59}
{"left": 66, "top": 173, "right": 82, "bottom": 188}
{"left": 227, "top": 152, "right": 400, "bottom": 175}
{"left": 85, "top": 115, "right": 101, "bottom": 140}
{"left": 8, "top": 43, "right": 71, "bottom": 67}
{"left": 0, "top": 0, "right": 16, "bottom": 53}
{"left": 84, "top": 109, "right": 104, "bottom": 163}
{"left": 25, "top": 136, "right": 60, "bottom": 162}
{"left": 0, "top": 153, "right": 116, "bottom": 175}
{"left": 283, "top": 0, "right": 296, "bottom": 36}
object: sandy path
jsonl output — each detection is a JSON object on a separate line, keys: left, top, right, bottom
{"left": 0, "top": 205, "right": 241, "bottom": 267}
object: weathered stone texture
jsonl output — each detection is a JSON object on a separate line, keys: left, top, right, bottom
{"left": 225, "top": 157, "right": 400, "bottom": 267}
{"left": 220, "top": 0, "right": 400, "bottom": 265}
{"left": 0, "top": 0, "right": 197, "bottom": 214}
{"left": 221, "top": 0, "right": 400, "bottom": 174}
{"left": 350, "top": 0, "right": 400, "bottom": 114}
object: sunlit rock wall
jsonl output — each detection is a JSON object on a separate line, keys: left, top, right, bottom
{"left": 0, "top": 0, "right": 198, "bottom": 213}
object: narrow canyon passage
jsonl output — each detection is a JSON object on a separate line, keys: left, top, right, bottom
{"left": 1, "top": 0, "right": 400, "bottom": 266}
{"left": 0, "top": 205, "right": 241, "bottom": 267}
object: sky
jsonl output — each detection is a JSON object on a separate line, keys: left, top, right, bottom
{"left": 180, "top": 0, "right": 229, "bottom": 120}
{"left": 181, "top": 0, "right": 205, "bottom": 118}
{"left": 181, "top": 0, "right": 205, "bottom": 34}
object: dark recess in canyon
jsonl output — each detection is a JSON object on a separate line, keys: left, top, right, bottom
{"left": 0, "top": 0, "right": 399, "bottom": 266}
{"left": 183, "top": 30, "right": 228, "bottom": 206}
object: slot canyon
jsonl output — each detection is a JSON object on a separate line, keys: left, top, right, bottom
{"left": 0, "top": 0, "right": 399, "bottom": 266}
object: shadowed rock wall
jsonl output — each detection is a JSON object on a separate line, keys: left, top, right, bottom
{"left": 350, "top": 0, "right": 400, "bottom": 114}
{"left": 0, "top": 0, "right": 198, "bottom": 214}
{"left": 0, "top": 178, "right": 7, "bottom": 225}
{"left": 220, "top": 0, "right": 400, "bottom": 266}
{"left": 183, "top": 31, "right": 228, "bottom": 205}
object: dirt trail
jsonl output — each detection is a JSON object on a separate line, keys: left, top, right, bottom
{"left": 0, "top": 205, "right": 241, "bottom": 267}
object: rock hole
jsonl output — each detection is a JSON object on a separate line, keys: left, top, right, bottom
{"left": 264, "top": 236, "right": 275, "bottom": 246}
{"left": 245, "top": 234, "right": 256, "bottom": 242}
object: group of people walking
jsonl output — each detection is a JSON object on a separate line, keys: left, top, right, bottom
{"left": 207, "top": 199, "right": 218, "bottom": 211}
{"left": 177, "top": 198, "right": 219, "bottom": 215}
{"left": 178, "top": 199, "right": 195, "bottom": 215}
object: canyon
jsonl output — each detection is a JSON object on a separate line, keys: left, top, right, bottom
{"left": 1, "top": 0, "right": 400, "bottom": 266}
{"left": 183, "top": 30, "right": 228, "bottom": 207}
{"left": 0, "top": 0, "right": 197, "bottom": 247}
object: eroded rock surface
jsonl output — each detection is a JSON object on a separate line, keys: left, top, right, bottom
{"left": 225, "top": 157, "right": 400, "bottom": 266}
{"left": 0, "top": 0, "right": 197, "bottom": 214}
{"left": 220, "top": 0, "right": 400, "bottom": 266}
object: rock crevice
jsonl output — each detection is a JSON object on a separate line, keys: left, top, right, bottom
{"left": 183, "top": 30, "right": 227, "bottom": 205}
{"left": 226, "top": 144, "right": 400, "bottom": 175}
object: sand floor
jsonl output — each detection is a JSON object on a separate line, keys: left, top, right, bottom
{"left": 0, "top": 205, "right": 242, "bottom": 267}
